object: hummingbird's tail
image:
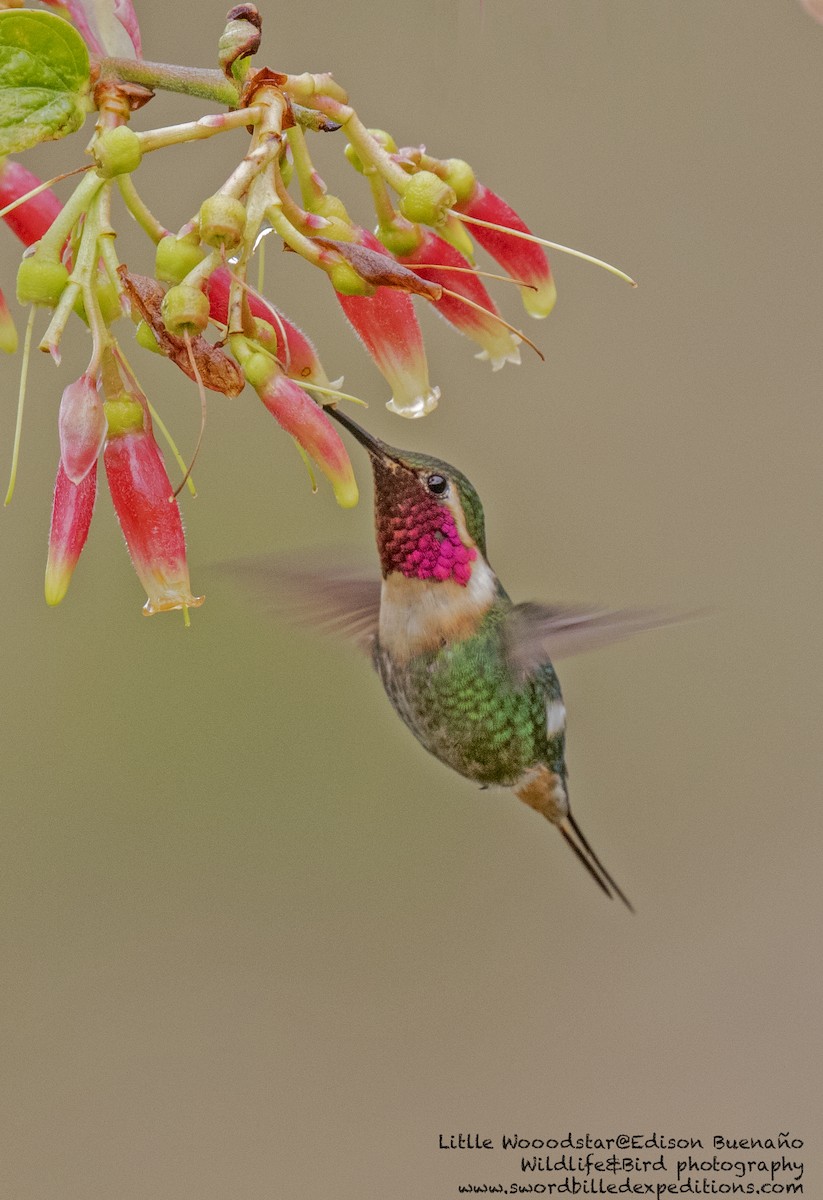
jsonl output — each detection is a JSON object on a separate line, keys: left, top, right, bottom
{"left": 558, "top": 811, "right": 634, "bottom": 913}
{"left": 514, "top": 766, "right": 633, "bottom": 910}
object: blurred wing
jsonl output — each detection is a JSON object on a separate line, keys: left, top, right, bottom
{"left": 216, "top": 554, "right": 382, "bottom": 654}
{"left": 503, "top": 602, "right": 689, "bottom": 681}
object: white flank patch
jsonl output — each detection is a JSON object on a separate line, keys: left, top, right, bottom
{"left": 545, "top": 700, "right": 567, "bottom": 737}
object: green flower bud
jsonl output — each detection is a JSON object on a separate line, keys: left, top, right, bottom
{"left": 242, "top": 351, "right": 277, "bottom": 391}
{"left": 199, "top": 195, "right": 247, "bottom": 251}
{"left": 161, "top": 284, "right": 210, "bottom": 337}
{"left": 376, "top": 221, "right": 423, "bottom": 258}
{"left": 251, "top": 317, "right": 278, "bottom": 352}
{"left": 74, "top": 279, "right": 122, "bottom": 325}
{"left": 370, "top": 129, "right": 398, "bottom": 155}
{"left": 16, "top": 256, "right": 69, "bottom": 307}
{"left": 93, "top": 127, "right": 142, "bottom": 179}
{"left": 345, "top": 129, "right": 397, "bottom": 175}
{"left": 328, "top": 261, "right": 376, "bottom": 296}
{"left": 135, "top": 320, "right": 162, "bottom": 354}
{"left": 155, "top": 235, "right": 206, "bottom": 285}
{"left": 104, "top": 396, "right": 145, "bottom": 438}
{"left": 441, "top": 158, "right": 476, "bottom": 203}
{"left": 312, "top": 194, "right": 350, "bottom": 224}
{"left": 344, "top": 142, "right": 366, "bottom": 174}
{"left": 398, "top": 171, "right": 457, "bottom": 227}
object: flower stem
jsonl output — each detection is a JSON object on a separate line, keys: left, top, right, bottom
{"left": 4, "top": 307, "right": 36, "bottom": 506}
{"left": 116, "top": 174, "right": 168, "bottom": 243}
{"left": 136, "top": 107, "right": 263, "bottom": 156}
{"left": 96, "top": 57, "right": 240, "bottom": 106}
{"left": 313, "top": 99, "right": 409, "bottom": 193}
{"left": 36, "top": 171, "right": 104, "bottom": 262}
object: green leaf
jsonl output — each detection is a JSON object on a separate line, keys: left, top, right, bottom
{"left": 0, "top": 10, "right": 91, "bottom": 156}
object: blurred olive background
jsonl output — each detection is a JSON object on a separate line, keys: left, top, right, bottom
{"left": 1, "top": 1, "right": 821, "bottom": 1196}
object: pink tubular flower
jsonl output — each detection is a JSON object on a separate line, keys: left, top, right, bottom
{"left": 0, "top": 160, "right": 63, "bottom": 248}
{"left": 255, "top": 374, "right": 358, "bottom": 508}
{"left": 335, "top": 229, "right": 439, "bottom": 418}
{"left": 58, "top": 373, "right": 107, "bottom": 484}
{"left": 206, "top": 267, "right": 330, "bottom": 388}
{"left": 41, "top": 0, "right": 142, "bottom": 58}
{"left": 45, "top": 460, "right": 97, "bottom": 606}
{"left": 104, "top": 408, "right": 203, "bottom": 615}
{"left": 454, "top": 182, "right": 556, "bottom": 318}
{"left": 397, "top": 230, "right": 521, "bottom": 370}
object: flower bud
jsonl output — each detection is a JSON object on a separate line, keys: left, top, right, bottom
{"left": 104, "top": 424, "right": 203, "bottom": 615}
{"left": 135, "top": 319, "right": 162, "bottom": 353}
{"left": 440, "top": 158, "right": 476, "bottom": 203}
{"left": 328, "top": 260, "right": 376, "bottom": 296}
{"left": 93, "top": 126, "right": 143, "bottom": 178}
{"left": 375, "top": 217, "right": 423, "bottom": 259}
{"left": 199, "top": 195, "right": 247, "bottom": 250}
{"left": 16, "top": 256, "right": 69, "bottom": 307}
{"left": 218, "top": 4, "right": 261, "bottom": 79}
{"left": 59, "top": 373, "right": 107, "bottom": 484}
{"left": 255, "top": 374, "right": 359, "bottom": 508}
{"left": 73, "top": 278, "right": 122, "bottom": 325}
{"left": 161, "top": 284, "right": 210, "bottom": 337}
{"left": 345, "top": 129, "right": 398, "bottom": 175}
{"left": 242, "top": 350, "right": 277, "bottom": 391}
{"left": 155, "top": 234, "right": 206, "bottom": 285}
{"left": 45, "top": 460, "right": 97, "bottom": 606}
{"left": 398, "top": 170, "right": 457, "bottom": 227}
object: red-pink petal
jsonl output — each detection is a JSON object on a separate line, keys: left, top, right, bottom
{"left": 45, "top": 460, "right": 97, "bottom": 606}
{"left": 397, "top": 230, "right": 520, "bottom": 369}
{"left": 41, "top": 0, "right": 142, "bottom": 58}
{"left": 455, "top": 182, "right": 556, "bottom": 318}
{"left": 0, "top": 161, "right": 63, "bottom": 248}
{"left": 335, "top": 228, "right": 439, "bottom": 417}
{"left": 104, "top": 428, "right": 202, "bottom": 615}
{"left": 256, "top": 375, "right": 358, "bottom": 508}
{"left": 59, "top": 373, "right": 107, "bottom": 484}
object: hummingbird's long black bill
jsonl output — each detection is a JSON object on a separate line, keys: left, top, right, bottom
{"left": 324, "top": 404, "right": 390, "bottom": 459}
{"left": 558, "top": 813, "right": 635, "bottom": 913}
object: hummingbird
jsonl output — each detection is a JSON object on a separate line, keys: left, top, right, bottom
{"left": 238, "top": 407, "right": 677, "bottom": 910}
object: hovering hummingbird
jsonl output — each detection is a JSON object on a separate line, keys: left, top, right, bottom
{"left": 238, "top": 407, "right": 678, "bottom": 910}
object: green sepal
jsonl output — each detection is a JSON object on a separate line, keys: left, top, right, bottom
{"left": 398, "top": 171, "right": 457, "bottom": 228}
{"left": 135, "top": 319, "right": 162, "bottom": 354}
{"left": 104, "top": 396, "right": 145, "bottom": 438}
{"left": 93, "top": 126, "right": 142, "bottom": 178}
{"left": 16, "top": 255, "right": 69, "bottom": 307}
{"left": 0, "top": 10, "right": 91, "bottom": 156}
{"left": 155, "top": 234, "right": 206, "bottom": 285}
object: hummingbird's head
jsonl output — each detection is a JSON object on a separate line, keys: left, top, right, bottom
{"left": 326, "top": 407, "right": 487, "bottom": 587}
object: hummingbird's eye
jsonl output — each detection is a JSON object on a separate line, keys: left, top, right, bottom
{"left": 426, "top": 473, "right": 449, "bottom": 496}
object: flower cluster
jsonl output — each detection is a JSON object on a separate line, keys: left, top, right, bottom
{"left": 0, "top": 0, "right": 630, "bottom": 617}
